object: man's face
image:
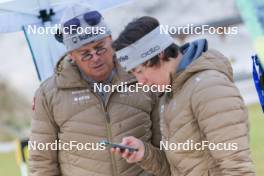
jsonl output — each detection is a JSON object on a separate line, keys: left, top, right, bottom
{"left": 69, "top": 36, "right": 114, "bottom": 82}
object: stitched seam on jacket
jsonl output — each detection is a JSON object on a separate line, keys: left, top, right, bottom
{"left": 198, "top": 107, "right": 244, "bottom": 123}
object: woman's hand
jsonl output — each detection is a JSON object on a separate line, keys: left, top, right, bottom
{"left": 111, "top": 136, "right": 145, "bottom": 163}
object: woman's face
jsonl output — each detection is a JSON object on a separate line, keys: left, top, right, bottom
{"left": 131, "top": 61, "right": 171, "bottom": 87}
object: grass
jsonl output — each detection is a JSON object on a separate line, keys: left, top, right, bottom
{"left": 248, "top": 104, "right": 264, "bottom": 175}
{"left": 0, "top": 103, "right": 263, "bottom": 175}
{"left": 0, "top": 152, "right": 20, "bottom": 176}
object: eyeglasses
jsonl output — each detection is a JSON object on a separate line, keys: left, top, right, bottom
{"left": 80, "top": 47, "right": 108, "bottom": 61}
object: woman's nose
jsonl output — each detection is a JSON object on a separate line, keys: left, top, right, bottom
{"left": 138, "top": 76, "right": 148, "bottom": 85}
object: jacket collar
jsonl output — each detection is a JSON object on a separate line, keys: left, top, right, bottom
{"left": 171, "top": 49, "right": 234, "bottom": 94}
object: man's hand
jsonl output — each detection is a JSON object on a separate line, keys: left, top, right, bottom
{"left": 111, "top": 136, "right": 145, "bottom": 163}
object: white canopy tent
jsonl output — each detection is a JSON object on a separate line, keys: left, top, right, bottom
{"left": 0, "top": 0, "right": 131, "bottom": 81}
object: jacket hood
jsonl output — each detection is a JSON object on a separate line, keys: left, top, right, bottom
{"left": 177, "top": 39, "right": 208, "bottom": 72}
{"left": 171, "top": 49, "right": 234, "bottom": 93}
{"left": 55, "top": 55, "right": 137, "bottom": 89}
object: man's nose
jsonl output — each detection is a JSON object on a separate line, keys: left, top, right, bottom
{"left": 91, "top": 52, "right": 100, "bottom": 62}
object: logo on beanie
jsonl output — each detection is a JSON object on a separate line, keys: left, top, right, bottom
{"left": 118, "top": 55, "right": 129, "bottom": 63}
{"left": 78, "top": 33, "right": 97, "bottom": 41}
{"left": 141, "top": 45, "right": 160, "bottom": 58}
{"left": 70, "top": 32, "right": 99, "bottom": 45}
{"left": 72, "top": 37, "right": 78, "bottom": 44}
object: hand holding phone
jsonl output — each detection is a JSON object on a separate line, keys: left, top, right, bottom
{"left": 101, "top": 137, "right": 145, "bottom": 163}
{"left": 100, "top": 140, "right": 138, "bottom": 153}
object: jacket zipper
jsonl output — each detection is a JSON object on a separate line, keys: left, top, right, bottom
{"left": 101, "top": 80, "right": 137, "bottom": 176}
{"left": 95, "top": 91, "right": 118, "bottom": 176}
{"left": 91, "top": 79, "right": 135, "bottom": 176}
{"left": 105, "top": 111, "right": 118, "bottom": 176}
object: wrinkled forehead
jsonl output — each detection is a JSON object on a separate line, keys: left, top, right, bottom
{"left": 75, "top": 36, "right": 111, "bottom": 52}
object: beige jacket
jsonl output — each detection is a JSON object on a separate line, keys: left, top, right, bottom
{"left": 138, "top": 50, "right": 255, "bottom": 176}
{"left": 29, "top": 56, "right": 164, "bottom": 176}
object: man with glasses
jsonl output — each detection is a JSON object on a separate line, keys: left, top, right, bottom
{"left": 29, "top": 4, "right": 164, "bottom": 176}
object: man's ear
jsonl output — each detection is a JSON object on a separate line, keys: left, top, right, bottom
{"left": 67, "top": 52, "right": 77, "bottom": 64}
{"left": 68, "top": 52, "right": 75, "bottom": 61}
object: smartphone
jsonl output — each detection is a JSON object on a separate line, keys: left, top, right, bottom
{"left": 100, "top": 140, "right": 138, "bottom": 153}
